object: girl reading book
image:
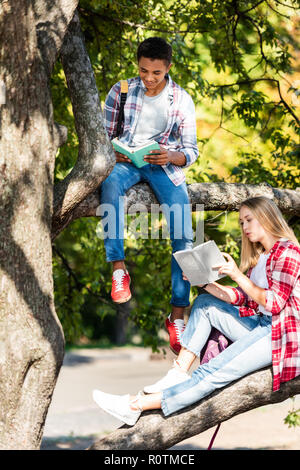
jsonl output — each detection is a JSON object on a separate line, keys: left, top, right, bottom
{"left": 93, "top": 196, "right": 300, "bottom": 426}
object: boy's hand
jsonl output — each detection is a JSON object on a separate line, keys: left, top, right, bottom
{"left": 144, "top": 146, "right": 170, "bottom": 165}
{"left": 115, "top": 151, "right": 131, "bottom": 163}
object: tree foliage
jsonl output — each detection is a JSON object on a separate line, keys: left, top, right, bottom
{"left": 51, "top": 0, "right": 300, "bottom": 345}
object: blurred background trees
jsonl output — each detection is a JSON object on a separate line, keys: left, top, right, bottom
{"left": 51, "top": 0, "right": 299, "bottom": 348}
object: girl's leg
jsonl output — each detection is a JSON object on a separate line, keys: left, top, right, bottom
{"left": 180, "top": 293, "right": 260, "bottom": 358}
{"left": 130, "top": 392, "right": 162, "bottom": 411}
{"left": 161, "top": 314, "right": 272, "bottom": 417}
{"left": 143, "top": 293, "right": 259, "bottom": 393}
{"left": 93, "top": 313, "right": 271, "bottom": 424}
{"left": 175, "top": 348, "right": 197, "bottom": 372}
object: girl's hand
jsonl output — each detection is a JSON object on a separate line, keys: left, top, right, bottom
{"left": 182, "top": 272, "right": 207, "bottom": 288}
{"left": 215, "top": 253, "right": 242, "bottom": 282}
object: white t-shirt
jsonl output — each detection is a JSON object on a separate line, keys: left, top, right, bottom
{"left": 250, "top": 252, "right": 271, "bottom": 316}
{"left": 132, "top": 85, "right": 169, "bottom": 146}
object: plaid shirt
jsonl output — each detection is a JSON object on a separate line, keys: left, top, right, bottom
{"left": 103, "top": 75, "right": 199, "bottom": 186}
{"left": 231, "top": 239, "right": 300, "bottom": 392}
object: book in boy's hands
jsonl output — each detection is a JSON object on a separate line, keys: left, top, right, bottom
{"left": 112, "top": 138, "right": 160, "bottom": 168}
{"left": 173, "top": 240, "right": 227, "bottom": 286}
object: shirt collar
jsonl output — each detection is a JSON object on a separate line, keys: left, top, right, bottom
{"left": 269, "top": 238, "right": 288, "bottom": 254}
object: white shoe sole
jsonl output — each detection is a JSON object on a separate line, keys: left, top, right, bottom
{"left": 93, "top": 390, "right": 139, "bottom": 426}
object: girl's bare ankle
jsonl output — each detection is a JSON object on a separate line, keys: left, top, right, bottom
{"left": 174, "top": 359, "right": 188, "bottom": 373}
{"left": 129, "top": 394, "right": 143, "bottom": 411}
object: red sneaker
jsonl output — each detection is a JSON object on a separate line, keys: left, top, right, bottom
{"left": 111, "top": 269, "right": 132, "bottom": 303}
{"left": 165, "top": 316, "right": 185, "bottom": 355}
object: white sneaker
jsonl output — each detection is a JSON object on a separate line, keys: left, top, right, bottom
{"left": 143, "top": 364, "right": 190, "bottom": 394}
{"left": 93, "top": 389, "right": 141, "bottom": 426}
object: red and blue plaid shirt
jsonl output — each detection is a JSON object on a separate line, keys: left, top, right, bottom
{"left": 231, "top": 239, "right": 300, "bottom": 391}
{"left": 103, "top": 75, "right": 199, "bottom": 186}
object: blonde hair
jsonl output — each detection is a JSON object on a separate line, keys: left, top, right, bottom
{"left": 239, "top": 196, "right": 299, "bottom": 272}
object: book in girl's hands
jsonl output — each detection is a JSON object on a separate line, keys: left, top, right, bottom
{"left": 112, "top": 138, "right": 160, "bottom": 168}
{"left": 173, "top": 240, "right": 227, "bottom": 286}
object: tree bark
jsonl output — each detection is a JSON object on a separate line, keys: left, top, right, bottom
{"left": 89, "top": 369, "right": 300, "bottom": 450}
{"left": 0, "top": 1, "right": 299, "bottom": 451}
{"left": 52, "top": 11, "right": 115, "bottom": 240}
{"left": 0, "top": 0, "right": 77, "bottom": 449}
{"left": 51, "top": 181, "right": 300, "bottom": 240}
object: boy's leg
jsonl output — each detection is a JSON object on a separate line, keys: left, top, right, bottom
{"left": 98, "top": 162, "right": 142, "bottom": 303}
{"left": 145, "top": 166, "right": 194, "bottom": 352}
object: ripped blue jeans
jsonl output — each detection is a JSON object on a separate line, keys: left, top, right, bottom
{"left": 161, "top": 293, "right": 272, "bottom": 416}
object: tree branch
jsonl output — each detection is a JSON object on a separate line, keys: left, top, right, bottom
{"left": 273, "top": 0, "right": 299, "bottom": 8}
{"left": 53, "top": 122, "right": 68, "bottom": 148}
{"left": 276, "top": 80, "right": 300, "bottom": 125}
{"left": 77, "top": 5, "right": 229, "bottom": 35}
{"left": 89, "top": 368, "right": 300, "bottom": 450}
{"left": 51, "top": 182, "right": 300, "bottom": 240}
{"left": 52, "top": 245, "right": 113, "bottom": 306}
{"left": 265, "top": 0, "right": 291, "bottom": 18}
{"left": 211, "top": 78, "right": 300, "bottom": 125}
{"left": 240, "top": 0, "right": 266, "bottom": 13}
{"left": 52, "top": 11, "right": 115, "bottom": 240}
{"left": 34, "top": 0, "right": 79, "bottom": 75}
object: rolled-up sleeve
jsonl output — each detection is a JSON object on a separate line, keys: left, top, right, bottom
{"left": 230, "top": 286, "right": 248, "bottom": 306}
{"left": 177, "top": 94, "right": 199, "bottom": 168}
{"left": 265, "top": 248, "right": 300, "bottom": 315}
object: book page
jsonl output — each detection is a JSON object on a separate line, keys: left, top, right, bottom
{"left": 134, "top": 140, "right": 158, "bottom": 151}
{"left": 173, "top": 250, "right": 209, "bottom": 286}
{"left": 193, "top": 241, "right": 226, "bottom": 283}
{"left": 173, "top": 241, "right": 226, "bottom": 286}
{"left": 111, "top": 138, "right": 131, "bottom": 153}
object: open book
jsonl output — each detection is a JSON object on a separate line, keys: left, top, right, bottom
{"left": 112, "top": 138, "right": 160, "bottom": 168}
{"left": 173, "top": 240, "right": 227, "bottom": 286}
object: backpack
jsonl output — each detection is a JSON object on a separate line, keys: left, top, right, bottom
{"left": 116, "top": 80, "right": 128, "bottom": 137}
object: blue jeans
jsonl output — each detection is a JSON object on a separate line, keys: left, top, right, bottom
{"left": 98, "top": 162, "right": 194, "bottom": 307}
{"left": 161, "top": 294, "right": 272, "bottom": 416}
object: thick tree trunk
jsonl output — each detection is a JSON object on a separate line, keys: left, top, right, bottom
{"left": 0, "top": 0, "right": 77, "bottom": 449}
{"left": 0, "top": 1, "right": 299, "bottom": 451}
{"left": 89, "top": 369, "right": 300, "bottom": 450}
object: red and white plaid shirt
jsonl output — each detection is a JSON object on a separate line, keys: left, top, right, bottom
{"left": 231, "top": 239, "right": 300, "bottom": 391}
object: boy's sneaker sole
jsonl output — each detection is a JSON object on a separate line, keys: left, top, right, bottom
{"left": 113, "top": 293, "right": 132, "bottom": 304}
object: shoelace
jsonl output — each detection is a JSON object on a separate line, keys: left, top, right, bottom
{"left": 173, "top": 319, "right": 185, "bottom": 341}
{"left": 129, "top": 391, "right": 143, "bottom": 412}
{"left": 113, "top": 270, "right": 126, "bottom": 292}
